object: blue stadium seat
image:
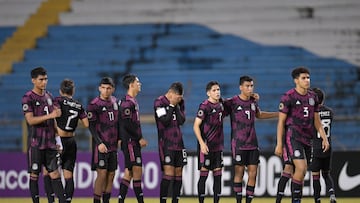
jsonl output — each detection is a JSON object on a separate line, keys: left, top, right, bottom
{"left": 0, "top": 26, "right": 15, "bottom": 45}
{"left": 0, "top": 23, "right": 358, "bottom": 151}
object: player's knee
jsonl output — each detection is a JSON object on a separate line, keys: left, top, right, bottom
{"left": 63, "top": 170, "right": 73, "bottom": 179}
{"left": 30, "top": 173, "right": 39, "bottom": 180}
{"left": 49, "top": 170, "right": 61, "bottom": 179}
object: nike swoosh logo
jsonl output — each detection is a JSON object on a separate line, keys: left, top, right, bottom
{"left": 338, "top": 162, "right": 360, "bottom": 191}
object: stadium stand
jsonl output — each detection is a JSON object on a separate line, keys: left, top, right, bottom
{"left": 60, "top": 0, "right": 360, "bottom": 67}
{"left": 0, "top": 0, "right": 71, "bottom": 74}
{"left": 0, "top": 0, "right": 359, "bottom": 152}
{"left": 0, "top": 27, "right": 15, "bottom": 45}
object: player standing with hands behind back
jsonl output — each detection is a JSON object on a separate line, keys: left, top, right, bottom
{"left": 22, "top": 67, "right": 66, "bottom": 203}
{"left": 274, "top": 67, "right": 329, "bottom": 203}
{"left": 154, "top": 82, "right": 187, "bottom": 203}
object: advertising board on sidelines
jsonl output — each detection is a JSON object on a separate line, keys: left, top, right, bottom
{"left": 0, "top": 151, "right": 359, "bottom": 197}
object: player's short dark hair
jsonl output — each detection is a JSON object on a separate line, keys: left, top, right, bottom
{"left": 312, "top": 87, "right": 325, "bottom": 104}
{"left": 31, "top": 67, "right": 47, "bottom": 78}
{"left": 122, "top": 74, "right": 137, "bottom": 89}
{"left": 169, "top": 82, "right": 183, "bottom": 95}
{"left": 206, "top": 81, "right": 220, "bottom": 92}
{"left": 291, "top": 66, "right": 310, "bottom": 79}
{"left": 239, "top": 75, "right": 253, "bottom": 85}
{"left": 60, "top": 79, "right": 75, "bottom": 95}
{"left": 99, "top": 77, "right": 115, "bottom": 87}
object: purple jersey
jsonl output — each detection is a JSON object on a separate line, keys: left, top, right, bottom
{"left": 154, "top": 95, "right": 185, "bottom": 151}
{"left": 22, "top": 90, "right": 57, "bottom": 150}
{"left": 312, "top": 105, "right": 333, "bottom": 157}
{"left": 224, "top": 96, "right": 260, "bottom": 151}
{"left": 119, "top": 95, "right": 143, "bottom": 142}
{"left": 196, "top": 100, "right": 226, "bottom": 152}
{"left": 279, "top": 88, "right": 319, "bottom": 146}
{"left": 54, "top": 96, "right": 87, "bottom": 132}
{"left": 87, "top": 96, "right": 119, "bottom": 152}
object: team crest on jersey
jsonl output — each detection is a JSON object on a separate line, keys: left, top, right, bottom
{"left": 309, "top": 98, "right": 315, "bottom": 106}
{"left": 113, "top": 102, "right": 118, "bottom": 110}
{"left": 251, "top": 103, "right": 256, "bottom": 111}
{"left": 279, "top": 103, "right": 284, "bottom": 110}
{"left": 47, "top": 98, "right": 53, "bottom": 106}
{"left": 197, "top": 110, "right": 204, "bottom": 117}
{"left": 237, "top": 105, "right": 242, "bottom": 111}
{"left": 124, "top": 108, "right": 131, "bottom": 115}
{"left": 35, "top": 101, "right": 40, "bottom": 106}
{"left": 87, "top": 112, "right": 93, "bottom": 119}
{"left": 22, "top": 104, "right": 29, "bottom": 111}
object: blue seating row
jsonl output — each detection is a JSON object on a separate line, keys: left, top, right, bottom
{"left": 0, "top": 23, "right": 358, "bottom": 151}
{"left": 0, "top": 26, "right": 15, "bottom": 44}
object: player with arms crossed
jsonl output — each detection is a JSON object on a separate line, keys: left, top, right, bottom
{"left": 118, "top": 74, "right": 148, "bottom": 203}
{"left": 154, "top": 82, "right": 187, "bottom": 203}
{"left": 224, "top": 75, "right": 278, "bottom": 203}
{"left": 87, "top": 77, "right": 119, "bottom": 203}
{"left": 22, "top": 67, "right": 66, "bottom": 203}
{"left": 194, "top": 81, "right": 227, "bottom": 203}
{"left": 274, "top": 67, "right": 329, "bottom": 203}
{"left": 54, "top": 79, "right": 89, "bottom": 203}
{"left": 310, "top": 87, "right": 337, "bottom": 203}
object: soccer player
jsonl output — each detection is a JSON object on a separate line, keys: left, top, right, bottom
{"left": 118, "top": 74, "right": 147, "bottom": 203}
{"left": 22, "top": 67, "right": 66, "bottom": 203}
{"left": 310, "top": 87, "right": 337, "bottom": 203}
{"left": 224, "top": 75, "right": 278, "bottom": 203}
{"left": 87, "top": 77, "right": 119, "bottom": 203}
{"left": 193, "top": 81, "right": 227, "bottom": 203}
{"left": 274, "top": 67, "right": 330, "bottom": 203}
{"left": 54, "top": 79, "right": 89, "bottom": 203}
{"left": 154, "top": 82, "right": 187, "bottom": 203}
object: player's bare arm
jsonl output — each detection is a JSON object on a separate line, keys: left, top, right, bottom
{"left": 81, "top": 117, "right": 89, "bottom": 128}
{"left": 275, "top": 112, "right": 287, "bottom": 157}
{"left": 24, "top": 107, "right": 61, "bottom": 125}
{"left": 193, "top": 117, "right": 209, "bottom": 155}
{"left": 256, "top": 111, "right": 278, "bottom": 119}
